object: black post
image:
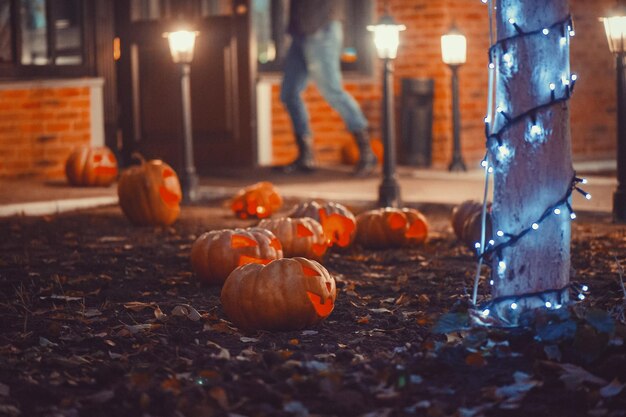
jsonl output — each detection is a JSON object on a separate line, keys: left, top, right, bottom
{"left": 378, "top": 58, "right": 401, "bottom": 208}
{"left": 448, "top": 64, "right": 466, "bottom": 172}
{"left": 615, "top": 53, "right": 626, "bottom": 222}
{"left": 180, "top": 62, "right": 198, "bottom": 203}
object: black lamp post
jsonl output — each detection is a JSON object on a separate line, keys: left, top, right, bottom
{"left": 165, "top": 29, "right": 199, "bottom": 203}
{"left": 368, "top": 15, "right": 406, "bottom": 208}
{"left": 602, "top": 15, "right": 626, "bottom": 222}
{"left": 441, "top": 26, "right": 467, "bottom": 172}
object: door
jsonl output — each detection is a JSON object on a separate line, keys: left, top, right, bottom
{"left": 115, "top": 0, "right": 257, "bottom": 174}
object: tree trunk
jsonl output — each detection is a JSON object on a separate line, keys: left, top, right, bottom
{"left": 490, "top": 0, "right": 573, "bottom": 320}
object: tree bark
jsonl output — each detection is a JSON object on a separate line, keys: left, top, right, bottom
{"left": 491, "top": 0, "right": 573, "bottom": 311}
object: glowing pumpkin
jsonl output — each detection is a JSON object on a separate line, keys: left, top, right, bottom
{"left": 257, "top": 217, "right": 328, "bottom": 261}
{"left": 231, "top": 181, "right": 283, "bottom": 219}
{"left": 288, "top": 201, "right": 357, "bottom": 248}
{"left": 65, "top": 145, "right": 118, "bottom": 186}
{"left": 221, "top": 257, "right": 337, "bottom": 331}
{"left": 355, "top": 207, "right": 428, "bottom": 248}
{"left": 117, "top": 155, "right": 182, "bottom": 226}
{"left": 191, "top": 227, "right": 283, "bottom": 285}
{"left": 451, "top": 200, "right": 492, "bottom": 249}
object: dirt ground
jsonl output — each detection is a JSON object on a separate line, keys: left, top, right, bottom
{"left": 0, "top": 199, "right": 625, "bottom": 417}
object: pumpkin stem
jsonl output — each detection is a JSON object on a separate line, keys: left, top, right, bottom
{"left": 130, "top": 152, "right": 146, "bottom": 165}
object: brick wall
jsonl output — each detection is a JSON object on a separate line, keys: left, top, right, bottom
{"left": 0, "top": 85, "right": 92, "bottom": 178}
{"left": 269, "top": 0, "right": 617, "bottom": 168}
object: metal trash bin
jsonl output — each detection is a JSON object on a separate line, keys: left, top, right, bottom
{"left": 400, "top": 78, "right": 434, "bottom": 167}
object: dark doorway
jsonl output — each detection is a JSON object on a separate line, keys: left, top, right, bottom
{"left": 115, "top": 0, "right": 257, "bottom": 174}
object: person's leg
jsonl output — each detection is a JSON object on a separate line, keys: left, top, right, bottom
{"left": 304, "top": 22, "right": 376, "bottom": 176}
{"left": 279, "top": 37, "right": 315, "bottom": 172}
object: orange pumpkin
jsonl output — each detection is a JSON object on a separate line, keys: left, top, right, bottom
{"left": 221, "top": 257, "right": 337, "bottom": 331}
{"left": 117, "top": 155, "right": 182, "bottom": 226}
{"left": 451, "top": 200, "right": 492, "bottom": 249}
{"left": 191, "top": 227, "right": 283, "bottom": 285}
{"left": 65, "top": 145, "right": 118, "bottom": 186}
{"left": 355, "top": 207, "right": 428, "bottom": 248}
{"left": 257, "top": 217, "right": 328, "bottom": 261}
{"left": 231, "top": 181, "right": 283, "bottom": 219}
{"left": 341, "top": 138, "right": 383, "bottom": 166}
{"left": 289, "top": 201, "right": 357, "bottom": 248}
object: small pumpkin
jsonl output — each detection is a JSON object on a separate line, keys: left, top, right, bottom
{"left": 221, "top": 257, "right": 337, "bottom": 331}
{"left": 341, "top": 138, "right": 383, "bottom": 166}
{"left": 117, "top": 154, "right": 182, "bottom": 226}
{"left": 231, "top": 181, "right": 283, "bottom": 219}
{"left": 451, "top": 200, "right": 492, "bottom": 249}
{"left": 288, "top": 201, "right": 357, "bottom": 248}
{"left": 257, "top": 217, "right": 328, "bottom": 261}
{"left": 65, "top": 145, "right": 118, "bottom": 186}
{"left": 191, "top": 227, "right": 283, "bottom": 285}
{"left": 355, "top": 207, "right": 428, "bottom": 248}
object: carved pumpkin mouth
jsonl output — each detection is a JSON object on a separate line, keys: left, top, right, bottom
{"left": 321, "top": 212, "right": 355, "bottom": 247}
{"left": 406, "top": 221, "right": 426, "bottom": 238}
{"left": 306, "top": 291, "right": 334, "bottom": 317}
{"left": 93, "top": 166, "right": 117, "bottom": 176}
{"left": 159, "top": 186, "right": 181, "bottom": 207}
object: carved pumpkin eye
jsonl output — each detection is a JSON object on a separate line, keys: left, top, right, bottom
{"left": 93, "top": 154, "right": 103, "bottom": 163}
{"left": 297, "top": 224, "right": 314, "bottom": 237}
{"left": 302, "top": 265, "right": 334, "bottom": 317}
{"left": 302, "top": 265, "right": 319, "bottom": 276}
{"left": 406, "top": 221, "right": 427, "bottom": 238}
{"left": 231, "top": 235, "right": 259, "bottom": 249}
{"left": 163, "top": 168, "right": 175, "bottom": 179}
{"left": 323, "top": 213, "right": 356, "bottom": 247}
{"left": 270, "top": 238, "right": 282, "bottom": 251}
{"left": 388, "top": 212, "right": 407, "bottom": 230}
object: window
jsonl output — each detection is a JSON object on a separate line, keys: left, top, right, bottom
{"left": 0, "top": 0, "right": 92, "bottom": 78}
{"left": 253, "top": 0, "right": 375, "bottom": 76}
{"left": 130, "top": 0, "right": 233, "bottom": 21}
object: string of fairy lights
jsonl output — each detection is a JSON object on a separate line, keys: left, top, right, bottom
{"left": 471, "top": 0, "right": 590, "bottom": 320}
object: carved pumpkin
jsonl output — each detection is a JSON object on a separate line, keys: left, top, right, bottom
{"left": 221, "top": 257, "right": 337, "bottom": 331}
{"left": 257, "top": 217, "right": 328, "bottom": 261}
{"left": 355, "top": 207, "right": 428, "bottom": 248}
{"left": 451, "top": 200, "right": 492, "bottom": 249}
{"left": 117, "top": 155, "right": 182, "bottom": 226}
{"left": 191, "top": 227, "right": 283, "bottom": 285}
{"left": 288, "top": 201, "right": 357, "bottom": 248}
{"left": 341, "top": 138, "right": 384, "bottom": 166}
{"left": 65, "top": 145, "right": 118, "bottom": 186}
{"left": 231, "top": 181, "right": 283, "bottom": 219}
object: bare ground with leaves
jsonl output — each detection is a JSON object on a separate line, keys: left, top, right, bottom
{"left": 0, "top": 201, "right": 625, "bottom": 417}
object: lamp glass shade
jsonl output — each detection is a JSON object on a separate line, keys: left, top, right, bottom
{"left": 367, "top": 17, "right": 406, "bottom": 60}
{"left": 602, "top": 16, "right": 626, "bottom": 54}
{"left": 441, "top": 32, "right": 467, "bottom": 65}
{"left": 165, "top": 30, "right": 198, "bottom": 63}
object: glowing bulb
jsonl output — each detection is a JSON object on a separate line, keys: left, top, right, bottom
{"left": 488, "top": 167, "right": 494, "bottom": 173}
{"left": 570, "top": 212, "right": 577, "bottom": 220}
{"left": 496, "top": 106, "right": 504, "bottom": 113}
{"left": 578, "top": 293, "right": 585, "bottom": 300}
{"left": 582, "top": 285, "right": 589, "bottom": 292}
{"left": 530, "top": 124, "right": 542, "bottom": 136}
{"left": 489, "top": 239, "right": 495, "bottom": 246}
{"left": 482, "top": 309, "right": 490, "bottom": 316}
{"left": 580, "top": 177, "right": 587, "bottom": 184}
{"left": 497, "top": 230, "right": 504, "bottom": 237}
{"left": 484, "top": 115, "right": 491, "bottom": 123}
{"left": 489, "top": 280, "right": 494, "bottom": 285}
{"left": 549, "top": 83, "right": 556, "bottom": 91}
{"left": 508, "top": 18, "right": 516, "bottom": 24}
{"left": 545, "top": 301, "right": 552, "bottom": 308}
{"left": 481, "top": 160, "right": 488, "bottom": 168}
{"left": 560, "top": 37, "right": 567, "bottom": 46}
{"left": 569, "top": 29, "right": 575, "bottom": 36}
{"left": 502, "top": 53, "right": 513, "bottom": 67}
{"left": 532, "top": 223, "right": 539, "bottom": 230}
{"left": 585, "top": 193, "right": 592, "bottom": 200}
{"left": 542, "top": 28, "right": 550, "bottom": 35}
{"left": 497, "top": 144, "right": 511, "bottom": 160}
{"left": 498, "top": 261, "right": 507, "bottom": 275}
{"left": 488, "top": 62, "right": 495, "bottom": 69}
{"left": 511, "top": 302, "right": 518, "bottom": 310}
{"left": 481, "top": 0, "right": 487, "bottom": 3}
{"left": 555, "top": 304, "right": 562, "bottom": 309}
{"left": 474, "top": 242, "right": 481, "bottom": 249}
{"left": 571, "top": 74, "right": 578, "bottom": 81}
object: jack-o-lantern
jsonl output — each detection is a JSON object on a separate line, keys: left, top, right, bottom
{"left": 117, "top": 155, "right": 182, "bottom": 226}
{"left": 355, "top": 207, "right": 429, "bottom": 248}
{"left": 451, "top": 200, "right": 492, "bottom": 249}
{"left": 257, "top": 217, "right": 328, "bottom": 261}
{"left": 231, "top": 181, "right": 283, "bottom": 219}
{"left": 191, "top": 227, "right": 283, "bottom": 285}
{"left": 65, "top": 145, "right": 118, "bottom": 186}
{"left": 289, "top": 201, "right": 357, "bottom": 248}
{"left": 221, "top": 257, "right": 337, "bottom": 331}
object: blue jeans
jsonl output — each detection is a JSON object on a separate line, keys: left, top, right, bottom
{"left": 280, "top": 21, "right": 368, "bottom": 137}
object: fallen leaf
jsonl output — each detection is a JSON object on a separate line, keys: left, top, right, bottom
{"left": 171, "top": 304, "right": 201, "bottom": 321}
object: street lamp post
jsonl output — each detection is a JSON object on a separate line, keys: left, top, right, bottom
{"left": 602, "top": 15, "right": 626, "bottom": 222}
{"left": 368, "top": 16, "right": 406, "bottom": 208}
{"left": 165, "top": 30, "right": 199, "bottom": 203}
{"left": 441, "top": 26, "right": 467, "bottom": 172}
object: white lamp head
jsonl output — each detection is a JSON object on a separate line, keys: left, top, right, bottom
{"left": 164, "top": 30, "right": 199, "bottom": 64}
{"left": 601, "top": 14, "right": 626, "bottom": 54}
{"left": 367, "top": 15, "right": 406, "bottom": 60}
{"left": 441, "top": 25, "right": 467, "bottom": 66}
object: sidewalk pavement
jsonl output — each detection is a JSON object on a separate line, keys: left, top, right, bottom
{"left": 0, "top": 162, "right": 617, "bottom": 217}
